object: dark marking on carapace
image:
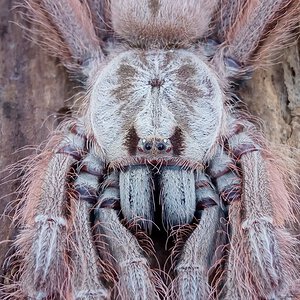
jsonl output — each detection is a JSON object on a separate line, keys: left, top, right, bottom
{"left": 176, "top": 64, "right": 205, "bottom": 100}
{"left": 148, "top": 78, "right": 165, "bottom": 88}
{"left": 148, "top": 0, "right": 161, "bottom": 16}
{"left": 124, "top": 126, "right": 140, "bottom": 156}
{"left": 111, "top": 64, "right": 137, "bottom": 101}
{"left": 169, "top": 127, "right": 185, "bottom": 156}
{"left": 176, "top": 64, "right": 197, "bottom": 81}
{"left": 177, "top": 83, "right": 205, "bottom": 99}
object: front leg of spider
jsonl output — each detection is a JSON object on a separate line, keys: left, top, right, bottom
{"left": 11, "top": 120, "right": 109, "bottom": 299}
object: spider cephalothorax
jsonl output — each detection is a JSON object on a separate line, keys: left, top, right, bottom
{"left": 2, "top": 1, "right": 300, "bottom": 299}
{"left": 88, "top": 50, "right": 224, "bottom": 165}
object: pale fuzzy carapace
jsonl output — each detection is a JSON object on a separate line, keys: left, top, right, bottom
{"left": 2, "top": 1, "right": 300, "bottom": 299}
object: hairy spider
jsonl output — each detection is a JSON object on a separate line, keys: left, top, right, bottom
{"left": 2, "top": 0, "right": 300, "bottom": 299}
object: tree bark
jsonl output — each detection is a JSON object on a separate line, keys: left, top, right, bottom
{"left": 240, "top": 42, "right": 300, "bottom": 155}
{"left": 0, "top": 0, "right": 299, "bottom": 277}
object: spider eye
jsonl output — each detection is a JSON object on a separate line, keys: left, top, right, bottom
{"left": 139, "top": 138, "right": 171, "bottom": 153}
{"left": 156, "top": 142, "right": 166, "bottom": 151}
{"left": 144, "top": 142, "right": 153, "bottom": 151}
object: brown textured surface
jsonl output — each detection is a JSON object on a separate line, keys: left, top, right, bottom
{"left": 240, "top": 40, "right": 300, "bottom": 161}
{"left": 0, "top": 0, "right": 299, "bottom": 277}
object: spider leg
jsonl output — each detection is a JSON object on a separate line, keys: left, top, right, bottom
{"left": 168, "top": 144, "right": 241, "bottom": 300}
{"left": 70, "top": 150, "right": 109, "bottom": 299}
{"left": 169, "top": 171, "right": 223, "bottom": 300}
{"left": 10, "top": 120, "right": 109, "bottom": 299}
{"left": 23, "top": 0, "right": 105, "bottom": 77}
{"left": 222, "top": 119, "right": 299, "bottom": 299}
{"left": 95, "top": 171, "right": 163, "bottom": 300}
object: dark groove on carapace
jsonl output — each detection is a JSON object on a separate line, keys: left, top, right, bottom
{"left": 124, "top": 126, "right": 140, "bottom": 155}
{"left": 169, "top": 126, "right": 184, "bottom": 156}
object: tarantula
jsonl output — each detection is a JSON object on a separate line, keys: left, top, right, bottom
{"left": 2, "top": 0, "right": 300, "bottom": 299}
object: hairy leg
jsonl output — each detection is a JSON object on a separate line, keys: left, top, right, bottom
{"left": 222, "top": 118, "right": 299, "bottom": 299}
{"left": 5, "top": 121, "right": 109, "bottom": 299}
{"left": 170, "top": 171, "right": 223, "bottom": 300}
{"left": 95, "top": 171, "right": 164, "bottom": 300}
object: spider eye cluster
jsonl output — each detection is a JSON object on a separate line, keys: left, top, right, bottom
{"left": 138, "top": 138, "right": 171, "bottom": 154}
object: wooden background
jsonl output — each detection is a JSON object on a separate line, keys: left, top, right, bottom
{"left": 0, "top": 0, "right": 299, "bottom": 276}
